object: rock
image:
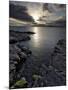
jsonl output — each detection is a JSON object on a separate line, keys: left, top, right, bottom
{"left": 23, "top": 31, "right": 35, "bottom": 34}
{"left": 10, "top": 64, "right": 16, "bottom": 71}
{"left": 10, "top": 54, "right": 20, "bottom": 62}
{"left": 19, "top": 52, "right": 27, "bottom": 60}
{"left": 9, "top": 68, "right": 16, "bottom": 87}
{"left": 17, "top": 45, "right": 32, "bottom": 56}
{"left": 9, "top": 72, "right": 14, "bottom": 85}
{"left": 10, "top": 61, "right": 18, "bottom": 65}
{"left": 57, "top": 39, "right": 66, "bottom": 47}
{"left": 10, "top": 30, "right": 35, "bottom": 34}
{"left": 9, "top": 36, "right": 17, "bottom": 44}
{"left": 10, "top": 44, "right": 21, "bottom": 54}
{"left": 52, "top": 54, "right": 66, "bottom": 71}
{"left": 10, "top": 30, "right": 31, "bottom": 42}
{"left": 9, "top": 30, "right": 33, "bottom": 88}
{"left": 10, "top": 45, "right": 27, "bottom": 62}
{"left": 20, "top": 35, "right": 30, "bottom": 41}
{"left": 54, "top": 47, "right": 61, "bottom": 53}
{"left": 48, "top": 39, "right": 66, "bottom": 86}
{"left": 32, "top": 74, "right": 42, "bottom": 80}
{"left": 51, "top": 39, "right": 66, "bottom": 72}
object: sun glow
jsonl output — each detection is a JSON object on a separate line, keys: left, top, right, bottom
{"left": 30, "top": 13, "right": 40, "bottom": 23}
{"left": 33, "top": 15, "right": 39, "bottom": 22}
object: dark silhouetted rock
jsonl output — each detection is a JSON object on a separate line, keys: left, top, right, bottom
{"left": 10, "top": 36, "right": 17, "bottom": 44}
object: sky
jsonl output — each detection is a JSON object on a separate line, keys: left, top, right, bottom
{"left": 9, "top": 1, "right": 66, "bottom": 25}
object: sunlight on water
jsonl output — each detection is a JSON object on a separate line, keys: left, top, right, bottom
{"left": 32, "top": 27, "right": 40, "bottom": 47}
{"left": 33, "top": 27, "right": 39, "bottom": 42}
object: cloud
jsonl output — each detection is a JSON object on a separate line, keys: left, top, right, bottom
{"left": 9, "top": 1, "right": 43, "bottom": 22}
{"left": 43, "top": 3, "right": 66, "bottom": 13}
{"left": 41, "top": 3, "right": 66, "bottom": 23}
{"left": 9, "top": 2, "right": 34, "bottom": 22}
{"left": 9, "top": 1, "right": 66, "bottom": 25}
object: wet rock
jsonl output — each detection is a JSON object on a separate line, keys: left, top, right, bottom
{"left": 57, "top": 39, "right": 66, "bottom": 47}
{"left": 10, "top": 30, "right": 35, "bottom": 34}
{"left": 10, "top": 45, "right": 27, "bottom": 62}
{"left": 10, "top": 64, "right": 16, "bottom": 71}
{"left": 10, "top": 61, "right": 18, "bottom": 65}
{"left": 18, "top": 52, "right": 27, "bottom": 60}
{"left": 23, "top": 31, "right": 35, "bottom": 34}
{"left": 10, "top": 30, "right": 31, "bottom": 43}
{"left": 22, "top": 47, "right": 32, "bottom": 56}
{"left": 17, "top": 45, "right": 32, "bottom": 56}
{"left": 10, "top": 54, "right": 20, "bottom": 62}
{"left": 10, "top": 44, "right": 21, "bottom": 54}
{"left": 9, "top": 36, "right": 17, "bottom": 44}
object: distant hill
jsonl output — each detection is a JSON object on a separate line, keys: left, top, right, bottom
{"left": 46, "top": 19, "right": 66, "bottom": 27}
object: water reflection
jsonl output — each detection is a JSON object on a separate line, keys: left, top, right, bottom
{"left": 32, "top": 27, "right": 40, "bottom": 47}
{"left": 33, "top": 27, "right": 39, "bottom": 42}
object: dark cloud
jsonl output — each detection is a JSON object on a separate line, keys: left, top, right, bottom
{"left": 9, "top": 3, "right": 34, "bottom": 22}
{"left": 43, "top": 3, "right": 66, "bottom": 13}
{"left": 43, "top": 3, "right": 53, "bottom": 13}
{"left": 56, "top": 4, "right": 66, "bottom": 8}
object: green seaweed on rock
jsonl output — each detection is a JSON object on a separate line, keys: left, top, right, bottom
{"left": 14, "top": 79, "right": 28, "bottom": 88}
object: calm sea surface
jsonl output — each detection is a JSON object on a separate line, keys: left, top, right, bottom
{"left": 10, "top": 26, "right": 66, "bottom": 64}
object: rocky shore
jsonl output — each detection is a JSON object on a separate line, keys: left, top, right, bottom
{"left": 9, "top": 30, "right": 66, "bottom": 89}
{"left": 9, "top": 30, "right": 34, "bottom": 87}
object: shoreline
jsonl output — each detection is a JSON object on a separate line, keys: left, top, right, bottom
{"left": 9, "top": 25, "right": 66, "bottom": 27}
